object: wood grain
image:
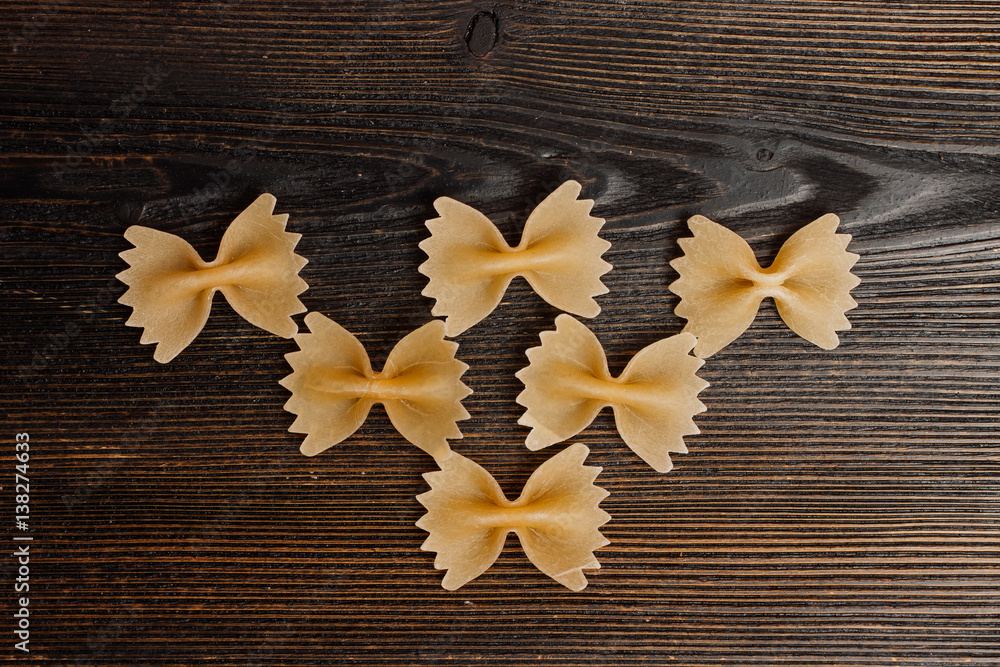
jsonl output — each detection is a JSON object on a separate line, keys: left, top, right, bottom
{"left": 2, "top": 1, "right": 999, "bottom": 665}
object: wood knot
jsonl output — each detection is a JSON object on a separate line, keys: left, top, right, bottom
{"left": 114, "top": 200, "right": 145, "bottom": 225}
{"left": 465, "top": 11, "right": 499, "bottom": 57}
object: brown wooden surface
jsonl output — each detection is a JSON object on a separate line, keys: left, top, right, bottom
{"left": 2, "top": 1, "right": 1000, "bottom": 664}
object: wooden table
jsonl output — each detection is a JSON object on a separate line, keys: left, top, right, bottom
{"left": 3, "top": 2, "right": 999, "bottom": 664}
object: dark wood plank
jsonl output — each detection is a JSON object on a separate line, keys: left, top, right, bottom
{"left": 2, "top": 1, "right": 999, "bottom": 665}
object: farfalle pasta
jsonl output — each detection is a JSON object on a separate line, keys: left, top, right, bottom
{"left": 281, "top": 312, "right": 471, "bottom": 461}
{"left": 517, "top": 314, "right": 708, "bottom": 473}
{"left": 416, "top": 443, "right": 610, "bottom": 591}
{"left": 117, "top": 193, "right": 308, "bottom": 363}
{"left": 669, "top": 213, "right": 861, "bottom": 358}
{"left": 418, "top": 180, "right": 612, "bottom": 336}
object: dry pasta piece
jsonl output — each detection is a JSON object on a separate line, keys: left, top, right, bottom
{"left": 669, "top": 214, "right": 861, "bottom": 358}
{"left": 280, "top": 312, "right": 471, "bottom": 461}
{"left": 418, "top": 180, "right": 612, "bottom": 336}
{"left": 416, "top": 443, "right": 610, "bottom": 591}
{"left": 116, "top": 194, "right": 308, "bottom": 363}
{"left": 516, "top": 314, "right": 707, "bottom": 473}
